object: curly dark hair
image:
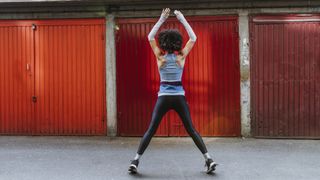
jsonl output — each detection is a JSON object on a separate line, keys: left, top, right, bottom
{"left": 157, "top": 29, "right": 183, "bottom": 54}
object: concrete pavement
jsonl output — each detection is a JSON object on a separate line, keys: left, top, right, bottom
{"left": 0, "top": 136, "right": 319, "bottom": 180}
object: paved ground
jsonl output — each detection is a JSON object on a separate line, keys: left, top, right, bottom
{"left": 0, "top": 136, "right": 319, "bottom": 180}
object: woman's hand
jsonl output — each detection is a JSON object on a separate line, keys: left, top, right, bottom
{"left": 160, "top": 8, "right": 170, "bottom": 20}
{"left": 148, "top": 8, "right": 170, "bottom": 57}
{"left": 174, "top": 10, "right": 184, "bottom": 21}
{"left": 174, "top": 9, "right": 197, "bottom": 58}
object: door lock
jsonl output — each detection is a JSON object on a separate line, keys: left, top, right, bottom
{"left": 32, "top": 24, "right": 37, "bottom": 30}
{"left": 32, "top": 96, "right": 37, "bottom": 103}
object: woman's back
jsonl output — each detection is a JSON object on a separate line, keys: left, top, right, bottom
{"left": 158, "top": 53, "right": 185, "bottom": 96}
{"left": 159, "top": 53, "right": 183, "bottom": 82}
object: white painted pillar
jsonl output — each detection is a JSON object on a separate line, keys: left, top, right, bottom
{"left": 106, "top": 14, "right": 117, "bottom": 136}
{"left": 239, "top": 11, "right": 251, "bottom": 137}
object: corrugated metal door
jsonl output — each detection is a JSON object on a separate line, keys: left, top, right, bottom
{"left": 250, "top": 15, "right": 320, "bottom": 138}
{"left": 33, "top": 19, "right": 106, "bottom": 135}
{"left": 116, "top": 16, "right": 240, "bottom": 136}
{"left": 0, "top": 21, "right": 35, "bottom": 134}
{"left": 0, "top": 19, "right": 106, "bottom": 135}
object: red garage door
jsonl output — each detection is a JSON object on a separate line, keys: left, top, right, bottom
{"left": 0, "top": 22, "right": 34, "bottom": 134}
{"left": 116, "top": 16, "right": 240, "bottom": 136}
{"left": 250, "top": 15, "right": 320, "bottom": 138}
{"left": 0, "top": 19, "right": 106, "bottom": 135}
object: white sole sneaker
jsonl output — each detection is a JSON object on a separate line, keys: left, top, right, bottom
{"left": 206, "top": 162, "right": 218, "bottom": 174}
{"left": 128, "top": 164, "right": 138, "bottom": 174}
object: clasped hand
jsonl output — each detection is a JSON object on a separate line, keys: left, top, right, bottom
{"left": 160, "top": 8, "right": 185, "bottom": 21}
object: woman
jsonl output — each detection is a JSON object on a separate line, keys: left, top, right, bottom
{"left": 128, "top": 8, "right": 217, "bottom": 174}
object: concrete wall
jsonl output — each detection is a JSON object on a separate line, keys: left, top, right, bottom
{"left": 1, "top": 1, "right": 320, "bottom": 137}
{"left": 105, "top": 14, "right": 117, "bottom": 137}
{"left": 238, "top": 12, "right": 250, "bottom": 138}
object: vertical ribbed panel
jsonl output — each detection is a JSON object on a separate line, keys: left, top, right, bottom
{"left": 34, "top": 19, "right": 106, "bottom": 135}
{"left": 0, "top": 19, "right": 106, "bottom": 135}
{"left": 0, "top": 22, "right": 34, "bottom": 134}
{"left": 116, "top": 16, "right": 240, "bottom": 137}
{"left": 116, "top": 21, "right": 165, "bottom": 136}
{"left": 250, "top": 15, "right": 320, "bottom": 138}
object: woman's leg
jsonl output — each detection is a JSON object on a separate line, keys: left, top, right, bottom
{"left": 136, "top": 96, "right": 170, "bottom": 155}
{"left": 173, "top": 95, "right": 217, "bottom": 173}
{"left": 173, "top": 96, "right": 208, "bottom": 154}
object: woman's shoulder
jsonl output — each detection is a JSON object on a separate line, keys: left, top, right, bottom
{"left": 176, "top": 54, "right": 186, "bottom": 61}
{"left": 156, "top": 54, "right": 166, "bottom": 60}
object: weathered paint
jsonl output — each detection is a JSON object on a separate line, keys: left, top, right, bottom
{"left": 0, "top": 19, "right": 107, "bottom": 135}
{"left": 0, "top": 0, "right": 320, "bottom": 16}
{"left": 239, "top": 12, "right": 251, "bottom": 137}
{"left": 116, "top": 16, "right": 241, "bottom": 137}
{"left": 250, "top": 14, "right": 320, "bottom": 138}
{"left": 2, "top": 8, "right": 320, "bottom": 20}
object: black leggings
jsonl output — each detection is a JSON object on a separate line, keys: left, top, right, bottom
{"left": 137, "top": 95, "right": 208, "bottom": 155}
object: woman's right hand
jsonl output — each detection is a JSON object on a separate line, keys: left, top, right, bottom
{"left": 174, "top": 10, "right": 184, "bottom": 21}
{"left": 160, "top": 8, "right": 170, "bottom": 20}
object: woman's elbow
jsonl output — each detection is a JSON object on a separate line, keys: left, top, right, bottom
{"left": 190, "top": 36, "right": 197, "bottom": 42}
{"left": 147, "top": 34, "right": 155, "bottom": 41}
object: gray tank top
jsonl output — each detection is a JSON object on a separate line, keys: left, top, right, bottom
{"left": 158, "top": 53, "right": 185, "bottom": 96}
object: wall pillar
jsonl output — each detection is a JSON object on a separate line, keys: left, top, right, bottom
{"left": 106, "top": 14, "right": 117, "bottom": 136}
{"left": 239, "top": 11, "right": 251, "bottom": 137}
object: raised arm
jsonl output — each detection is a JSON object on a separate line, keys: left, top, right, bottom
{"left": 174, "top": 10, "right": 196, "bottom": 58}
{"left": 148, "top": 8, "right": 170, "bottom": 58}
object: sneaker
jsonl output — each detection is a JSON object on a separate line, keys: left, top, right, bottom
{"left": 205, "top": 158, "right": 217, "bottom": 174}
{"left": 128, "top": 159, "right": 139, "bottom": 174}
